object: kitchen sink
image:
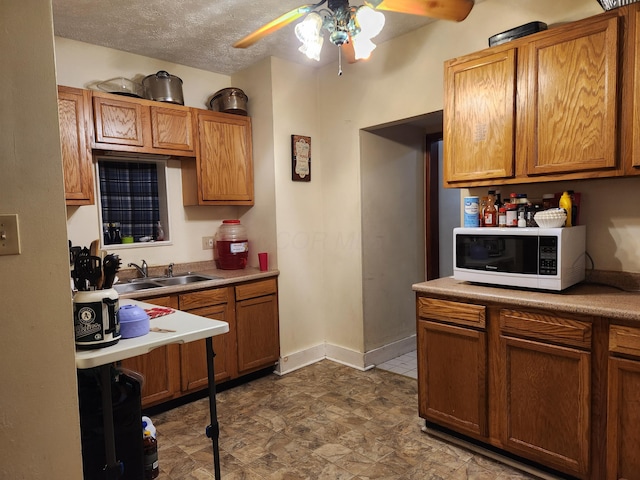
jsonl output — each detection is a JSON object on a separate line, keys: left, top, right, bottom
{"left": 153, "top": 274, "right": 220, "bottom": 286}
{"left": 113, "top": 282, "right": 161, "bottom": 294}
{"left": 113, "top": 273, "right": 222, "bottom": 293}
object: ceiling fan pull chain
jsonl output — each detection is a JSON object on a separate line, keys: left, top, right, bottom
{"left": 338, "top": 47, "right": 343, "bottom": 76}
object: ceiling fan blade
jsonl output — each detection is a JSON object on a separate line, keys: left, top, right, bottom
{"left": 365, "top": 0, "right": 474, "bottom": 22}
{"left": 233, "top": 5, "right": 316, "bottom": 48}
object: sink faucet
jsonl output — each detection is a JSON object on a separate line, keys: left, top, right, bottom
{"left": 128, "top": 260, "right": 148, "bottom": 278}
{"left": 166, "top": 263, "right": 174, "bottom": 278}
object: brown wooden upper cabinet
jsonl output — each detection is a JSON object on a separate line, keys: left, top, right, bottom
{"left": 444, "top": 49, "right": 517, "bottom": 183}
{"left": 58, "top": 87, "right": 254, "bottom": 206}
{"left": 92, "top": 91, "right": 195, "bottom": 156}
{"left": 57, "top": 86, "right": 95, "bottom": 205}
{"left": 182, "top": 110, "right": 254, "bottom": 206}
{"left": 444, "top": 8, "right": 625, "bottom": 187}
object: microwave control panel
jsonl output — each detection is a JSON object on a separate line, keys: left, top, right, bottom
{"left": 539, "top": 236, "right": 558, "bottom": 275}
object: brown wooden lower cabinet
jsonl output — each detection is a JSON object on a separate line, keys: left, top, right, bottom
{"left": 498, "top": 335, "right": 591, "bottom": 478}
{"left": 120, "top": 278, "right": 279, "bottom": 408}
{"left": 179, "top": 287, "right": 235, "bottom": 390}
{"left": 236, "top": 291, "right": 280, "bottom": 375}
{"left": 417, "top": 319, "right": 487, "bottom": 438}
{"left": 416, "top": 293, "right": 616, "bottom": 480}
{"left": 607, "top": 324, "right": 640, "bottom": 480}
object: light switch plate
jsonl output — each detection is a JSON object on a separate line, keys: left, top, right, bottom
{"left": 0, "top": 214, "right": 21, "bottom": 255}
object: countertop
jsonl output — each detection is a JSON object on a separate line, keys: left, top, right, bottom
{"left": 115, "top": 262, "right": 279, "bottom": 300}
{"left": 413, "top": 276, "right": 640, "bottom": 323}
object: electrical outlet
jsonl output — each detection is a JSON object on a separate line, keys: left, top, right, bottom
{"left": 202, "top": 236, "right": 215, "bottom": 250}
{"left": 0, "top": 214, "right": 21, "bottom": 256}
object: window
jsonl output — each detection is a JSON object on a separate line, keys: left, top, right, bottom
{"left": 96, "top": 156, "right": 170, "bottom": 246}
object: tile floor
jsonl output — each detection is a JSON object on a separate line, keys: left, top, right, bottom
{"left": 375, "top": 351, "right": 417, "bottom": 379}
{"left": 151, "top": 359, "right": 538, "bottom": 479}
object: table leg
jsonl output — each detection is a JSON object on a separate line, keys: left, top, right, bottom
{"left": 205, "top": 337, "right": 221, "bottom": 480}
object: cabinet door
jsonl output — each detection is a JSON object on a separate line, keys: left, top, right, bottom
{"left": 499, "top": 335, "right": 590, "bottom": 478}
{"left": 607, "top": 357, "right": 640, "bottom": 480}
{"left": 150, "top": 105, "right": 195, "bottom": 153}
{"left": 93, "top": 94, "right": 146, "bottom": 147}
{"left": 417, "top": 319, "right": 488, "bottom": 438}
{"left": 192, "top": 111, "right": 254, "bottom": 205}
{"left": 526, "top": 15, "right": 619, "bottom": 177}
{"left": 236, "top": 294, "right": 279, "bottom": 375}
{"left": 180, "top": 303, "right": 234, "bottom": 389}
{"left": 119, "top": 295, "right": 180, "bottom": 408}
{"left": 628, "top": 6, "right": 640, "bottom": 174}
{"left": 444, "top": 49, "right": 517, "bottom": 184}
{"left": 57, "top": 86, "right": 94, "bottom": 205}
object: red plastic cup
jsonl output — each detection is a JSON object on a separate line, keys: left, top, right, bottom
{"left": 258, "top": 252, "right": 268, "bottom": 271}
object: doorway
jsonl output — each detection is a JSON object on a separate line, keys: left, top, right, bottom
{"left": 361, "top": 111, "right": 459, "bottom": 365}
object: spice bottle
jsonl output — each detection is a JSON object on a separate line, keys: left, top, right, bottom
{"left": 498, "top": 207, "right": 507, "bottom": 228}
{"left": 505, "top": 203, "right": 517, "bottom": 227}
{"left": 559, "top": 191, "right": 573, "bottom": 227}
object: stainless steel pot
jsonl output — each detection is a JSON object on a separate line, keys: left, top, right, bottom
{"left": 209, "top": 88, "right": 248, "bottom": 115}
{"left": 142, "top": 70, "right": 184, "bottom": 105}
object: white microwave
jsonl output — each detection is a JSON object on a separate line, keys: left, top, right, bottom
{"left": 453, "top": 226, "right": 586, "bottom": 291}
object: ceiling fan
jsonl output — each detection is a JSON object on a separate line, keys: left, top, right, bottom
{"left": 233, "top": 0, "right": 475, "bottom": 66}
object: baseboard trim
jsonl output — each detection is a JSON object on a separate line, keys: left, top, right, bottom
{"left": 275, "top": 342, "right": 378, "bottom": 375}
{"left": 363, "top": 335, "right": 417, "bottom": 368}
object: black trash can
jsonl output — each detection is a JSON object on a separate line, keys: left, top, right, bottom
{"left": 77, "top": 368, "right": 144, "bottom": 480}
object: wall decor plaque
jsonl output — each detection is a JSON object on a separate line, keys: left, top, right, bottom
{"left": 291, "top": 135, "right": 311, "bottom": 182}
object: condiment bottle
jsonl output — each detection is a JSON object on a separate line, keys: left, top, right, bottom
{"left": 517, "top": 211, "right": 527, "bottom": 228}
{"left": 505, "top": 203, "right": 517, "bottom": 227}
{"left": 494, "top": 190, "right": 502, "bottom": 209}
{"left": 498, "top": 207, "right": 507, "bottom": 228}
{"left": 559, "top": 191, "right": 573, "bottom": 227}
{"left": 483, "top": 190, "right": 498, "bottom": 227}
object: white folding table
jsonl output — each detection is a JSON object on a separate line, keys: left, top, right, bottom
{"left": 76, "top": 299, "right": 229, "bottom": 480}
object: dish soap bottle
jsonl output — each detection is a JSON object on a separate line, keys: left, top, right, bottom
{"left": 559, "top": 191, "right": 572, "bottom": 227}
{"left": 155, "top": 221, "right": 165, "bottom": 241}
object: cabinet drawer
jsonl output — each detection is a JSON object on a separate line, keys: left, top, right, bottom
{"left": 179, "top": 287, "right": 229, "bottom": 310}
{"left": 500, "top": 309, "right": 592, "bottom": 349}
{"left": 609, "top": 325, "right": 640, "bottom": 357}
{"left": 418, "top": 297, "right": 485, "bottom": 329}
{"left": 235, "top": 278, "right": 277, "bottom": 301}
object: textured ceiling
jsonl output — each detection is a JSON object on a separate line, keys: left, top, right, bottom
{"left": 51, "top": 0, "right": 441, "bottom": 76}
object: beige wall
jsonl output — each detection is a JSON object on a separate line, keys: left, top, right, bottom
{"left": 0, "top": 2, "right": 83, "bottom": 478}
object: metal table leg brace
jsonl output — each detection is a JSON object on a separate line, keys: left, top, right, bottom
{"left": 204, "top": 337, "right": 221, "bottom": 480}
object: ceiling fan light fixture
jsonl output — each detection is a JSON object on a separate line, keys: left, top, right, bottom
{"left": 355, "top": 6, "right": 385, "bottom": 39}
{"left": 351, "top": 35, "right": 376, "bottom": 60}
{"left": 295, "top": 12, "right": 325, "bottom": 61}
